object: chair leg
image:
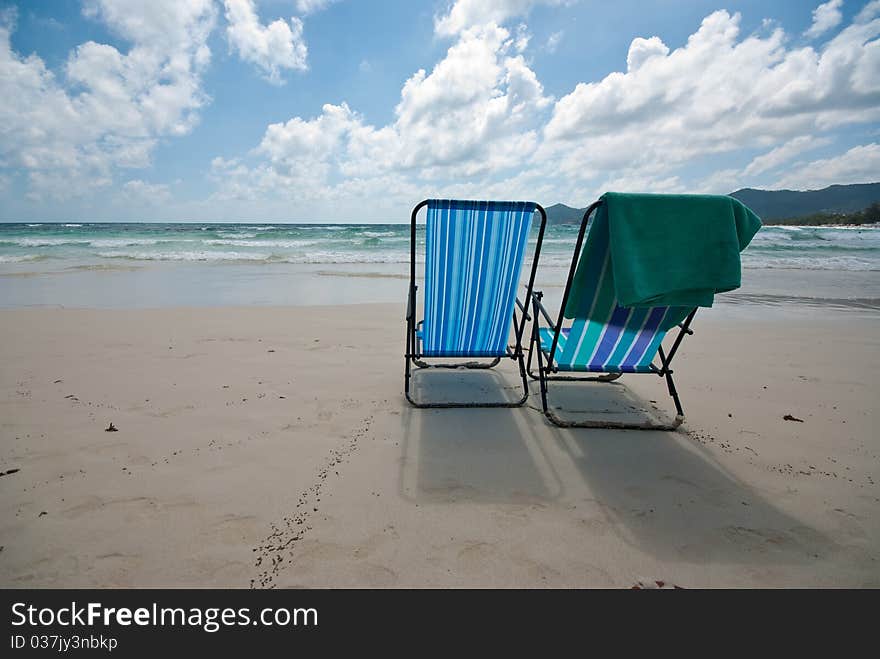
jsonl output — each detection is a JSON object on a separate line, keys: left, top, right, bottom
{"left": 526, "top": 330, "right": 536, "bottom": 379}
{"left": 658, "top": 344, "right": 686, "bottom": 421}
{"left": 404, "top": 318, "right": 412, "bottom": 401}
{"left": 664, "top": 369, "right": 685, "bottom": 418}
{"left": 515, "top": 352, "right": 529, "bottom": 406}
{"left": 533, "top": 326, "right": 550, "bottom": 414}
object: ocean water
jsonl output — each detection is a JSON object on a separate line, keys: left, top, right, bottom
{"left": 1, "top": 222, "right": 879, "bottom": 310}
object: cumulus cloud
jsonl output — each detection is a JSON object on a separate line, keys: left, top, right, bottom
{"left": 209, "top": 4, "right": 880, "bottom": 216}
{"left": 772, "top": 142, "right": 880, "bottom": 189}
{"left": 0, "top": 0, "right": 216, "bottom": 200}
{"left": 625, "top": 36, "right": 669, "bottom": 71}
{"left": 805, "top": 0, "right": 844, "bottom": 38}
{"left": 743, "top": 135, "right": 829, "bottom": 176}
{"left": 542, "top": 7, "right": 880, "bottom": 188}
{"left": 435, "top": 0, "right": 570, "bottom": 37}
{"left": 223, "top": 0, "right": 308, "bottom": 84}
{"left": 238, "top": 23, "right": 551, "bottom": 194}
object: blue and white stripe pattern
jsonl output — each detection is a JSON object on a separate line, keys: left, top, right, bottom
{"left": 420, "top": 199, "right": 536, "bottom": 357}
{"left": 540, "top": 210, "right": 688, "bottom": 373}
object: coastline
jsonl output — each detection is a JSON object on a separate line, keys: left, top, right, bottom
{"left": 1, "top": 303, "right": 877, "bottom": 587}
{"left": 2, "top": 259, "right": 879, "bottom": 312}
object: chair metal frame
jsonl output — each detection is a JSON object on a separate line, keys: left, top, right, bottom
{"left": 527, "top": 200, "right": 697, "bottom": 430}
{"left": 405, "top": 199, "right": 547, "bottom": 408}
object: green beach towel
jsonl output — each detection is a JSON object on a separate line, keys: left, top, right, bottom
{"left": 566, "top": 192, "right": 761, "bottom": 318}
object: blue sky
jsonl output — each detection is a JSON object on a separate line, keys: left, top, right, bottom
{"left": 1, "top": 0, "right": 878, "bottom": 222}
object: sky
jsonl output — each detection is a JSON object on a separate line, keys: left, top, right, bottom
{"left": 0, "top": 0, "right": 878, "bottom": 222}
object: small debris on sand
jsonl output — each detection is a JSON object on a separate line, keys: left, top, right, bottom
{"left": 105, "top": 422, "right": 118, "bottom": 432}
{"left": 38, "top": 511, "right": 47, "bottom": 517}
{"left": 0, "top": 468, "right": 21, "bottom": 478}
{"left": 783, "top": 414, "right": 804, "bottom": 423}
{"left": 631, "top": 578, "right": 682, "bottom": 589}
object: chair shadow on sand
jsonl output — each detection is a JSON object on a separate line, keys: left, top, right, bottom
{"left": 400, "top": 370, "right": 838, "bottom": 567}
{"left": 400, "top": 367, "right": 564, "bottom": 504}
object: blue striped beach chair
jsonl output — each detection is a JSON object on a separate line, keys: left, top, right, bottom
{"left": 405, "top": 199, "right": 547, "bottom": 407}
{"left": 528, "top": 200, "right": 697, "bottom": 429}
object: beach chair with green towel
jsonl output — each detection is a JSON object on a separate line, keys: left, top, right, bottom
{"left": 529, "top": 192, "right": 761, "bottom": 429}
{"left": 405, "top": 199, "right": 547, "bottom": 407}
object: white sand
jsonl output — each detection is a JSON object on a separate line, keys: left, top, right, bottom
{"left": 0, "top": 304, "right": 877, "bottom": 587}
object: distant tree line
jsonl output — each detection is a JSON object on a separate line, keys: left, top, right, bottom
{"left": 767, "top": 202, "right": 880, "bottom": 226}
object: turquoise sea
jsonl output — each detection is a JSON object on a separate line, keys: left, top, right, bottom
{"left": 1, "top": 222, "right": 879, "bottom": 310}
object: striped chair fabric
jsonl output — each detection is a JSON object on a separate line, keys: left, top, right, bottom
{"left": 420, "top": 199, "right": 536, "bottom": 357}
{"left": 539, "top": 209, "right": 688, "bottom": 373}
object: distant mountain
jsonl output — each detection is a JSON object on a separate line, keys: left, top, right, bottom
{"left": 543, "top": 182, "right": 880, "bottom": 224}
{"left": 729, "top": 183, "right": 880, "bottom": 220}
{"left": 543, "top": 203, "right": 586, "bottom": 225}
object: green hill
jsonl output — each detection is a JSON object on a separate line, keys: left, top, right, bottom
{"left": 729, "top": 183, "right": 880, "bottom": 220}
{"left": 543, "top": 182, "right": 880, "bottom": 225}
{"left": 543, "top": 203, "right": 586, "bottom": 225}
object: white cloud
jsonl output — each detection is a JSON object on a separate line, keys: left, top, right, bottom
{"left": 250, "top": 23, "right": 551, "bottom": 184}
{"left": 858, "top": 0, "right": 880, "bottom": 22}
{"left": 120, "top": 179, "right": 171, "bottom": 204}
{"left": 435, "top": 0, "right": 570, "bottom": 37}
{"left": 513, "top": 23, "right": 530, "bottom": 52}
{"left": 256, "top": 102, "right": 359, "bottom": 187}
{"left": 295, "top": 0, "right": 338, "bottom": 15}
{"left": 625, "top": 36, "right": 669, "bottom": 71}
{"left": 545, "top": 30, "right": 563, "bottom": 53}
{"left": 223, "top": 0, "right": 307, "bottom": 84}
{"left": 208, "top": 5, "right": 880, "bottom": 217}
{"left": 772, "top": 142, "right": 880, "bottom": 189}
{"left": 0, "top": 0, "right": 216, "bottom": 200}
{"left": 393, "top": 25, "right": 551, "bottom": 172}
{"left": 693, "top": 168, "right": 743, "bottom": 195}
{"left": 805, "top": 0, "right": 843, "bottom": 38}
{"left": 743, "top": 135, "right": 829, "bottom": 176}
{"left": 541, "top": 8, "right": 880, "bottom": 189}
{"left": 208, "top": 21, "right": 555, "bottom": 217}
